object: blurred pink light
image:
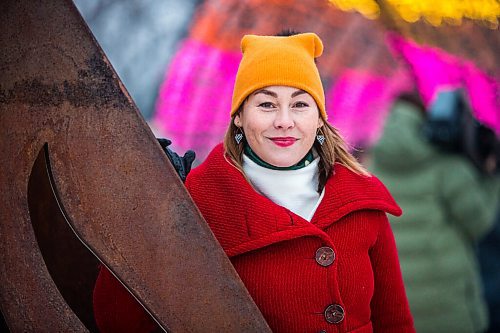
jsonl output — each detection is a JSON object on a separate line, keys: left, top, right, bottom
{"left": 388, "top": 34, "right": 500, "bottom": 134}
{"left": 328, "top": 68, "right": 413, "bottom": 148}
{"left": 153, "top": 38, "right": 241, "bottom": 160}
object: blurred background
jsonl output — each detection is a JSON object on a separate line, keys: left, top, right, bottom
{"left": 73, "top": 1, "right": 499, "bottom": 332}
{"left": 75, "top": 0, "right": 500, "bottom": 163}
{"left": 74, "top": 0, "right": 499, "bottom": 162}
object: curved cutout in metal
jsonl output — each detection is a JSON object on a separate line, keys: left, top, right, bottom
{"left": 27, "top": 144, "right": 100, "bottom": 332}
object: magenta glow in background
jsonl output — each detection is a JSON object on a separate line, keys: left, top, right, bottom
{"left": 153, "top": 38, "right": 241, "bottom": 160}
{"left": 328, "top": 68, "right": 413, "bottom": 148}
{"left": 389, "top": 34, "right": 499, "bottom": 135}
{"left": 153, "top": 35, "right": 499, "bottom": 162}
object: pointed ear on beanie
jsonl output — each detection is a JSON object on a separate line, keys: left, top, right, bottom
{"left": 240, "top": 34, "right": 258, "bottom": 53}
{"left": 295, "top": 33, "right": 323, "bottom": 58}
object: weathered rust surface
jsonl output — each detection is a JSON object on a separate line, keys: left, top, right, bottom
{"left": 0, "top": 0, "right": 271, "bottom": 332}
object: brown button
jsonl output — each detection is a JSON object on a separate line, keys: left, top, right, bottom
{"left": 324, "top": 304, "right": 344, "bottom": 324}
{"left": 315, "top": 246, "right": 335, "bottom": 266}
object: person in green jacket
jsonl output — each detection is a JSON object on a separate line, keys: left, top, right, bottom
{"left": 368, "top": 93, "right": 499, "bottom": 333}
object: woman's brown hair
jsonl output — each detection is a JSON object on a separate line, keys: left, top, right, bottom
{"left": 223, "top": 105, "right": 369, "bottom": 192}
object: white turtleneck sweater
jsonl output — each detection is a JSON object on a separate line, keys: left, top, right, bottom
{"left": 242, "top": 154, "right": 325, "bottom": 222}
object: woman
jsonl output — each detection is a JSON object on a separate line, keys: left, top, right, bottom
{"left": 93, "top": 32, "right": 415, "bottom": 333}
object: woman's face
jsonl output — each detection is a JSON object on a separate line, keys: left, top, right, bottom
{"left": 235, "top": 85, "right": 324, "bottom": 167}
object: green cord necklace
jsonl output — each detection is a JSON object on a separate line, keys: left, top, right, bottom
{"left": 243, "top": 144, "right": 314, "bottom": 170}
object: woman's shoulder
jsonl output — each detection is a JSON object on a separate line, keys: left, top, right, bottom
{"left": 187, "top": 143, "right": 225, "bottom": 176}
{"left": 185, "top": 143, "right": 239, "bottom": 189}
{"left": 330, "top": 163, "right": 392, "bottom": 193}
{"left": 325, "top": 163, "right": 402, "bottom": 217}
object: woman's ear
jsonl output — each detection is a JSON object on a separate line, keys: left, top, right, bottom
{"left": 317, "top": 118, "right": 324, "bottom": 128}
{"left": 234, "top": 115, "right": 242, "bottom": 127}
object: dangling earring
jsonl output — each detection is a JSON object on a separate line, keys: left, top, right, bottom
{"left": 235, "top": 127, "right": 244, "bottom": 145}
{"left": 316, "top": 128, "right": 325, "bottom": 145}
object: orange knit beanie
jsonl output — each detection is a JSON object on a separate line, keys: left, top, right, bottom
{"left": 231, "top": 33, "right": 326, "bottom": 120}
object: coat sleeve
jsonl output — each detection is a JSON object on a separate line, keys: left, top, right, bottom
{"left": 370, "top": 212, "right": 415, "bottom": 333}
{"left": 93, "top": 265, "right": 160, "bottom": 333}
{"left": 440, "top": 158, "right": 500, "bottom": 241}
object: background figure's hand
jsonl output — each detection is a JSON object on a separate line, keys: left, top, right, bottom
{"left": 157, "top": 138, "right": 196, "bottom": 182}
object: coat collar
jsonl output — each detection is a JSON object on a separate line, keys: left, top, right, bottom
{"left": 310, "top": 161, "right": 402, "bottom": 228}
{"left": 186, "top": 144, "right": 402, "bottom": 257}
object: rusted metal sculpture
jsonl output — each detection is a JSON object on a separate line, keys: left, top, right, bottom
{"left": 0, "top": 0, "right": 271, "bottom": 332}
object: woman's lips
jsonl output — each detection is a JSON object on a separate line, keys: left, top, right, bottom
{"left": 270, "top": 137, "right": 297, "bottom": 147}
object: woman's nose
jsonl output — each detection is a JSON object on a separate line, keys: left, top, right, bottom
{"left": 273, "top": 108, "right": 294, "bottom": 129}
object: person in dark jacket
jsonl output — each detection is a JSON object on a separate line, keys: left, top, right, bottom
{"left": 369, "top": 94, "right": 499, "bottom": 333}
{"left": 93, "top": 32, "right": 415, "bottom": 333}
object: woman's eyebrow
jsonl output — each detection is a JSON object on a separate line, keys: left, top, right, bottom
{"left": 253, "top": 89, "right": 277, "bottom": 98}
{"left": 253, "top": 89, "right": 307, "bottom": 98}
{"left": 291, "top": 90, "right": 307, "bottom": 98}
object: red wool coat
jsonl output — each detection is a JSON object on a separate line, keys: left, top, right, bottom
{"left": 93, "top": 143, "right": 415, "bottom": 333}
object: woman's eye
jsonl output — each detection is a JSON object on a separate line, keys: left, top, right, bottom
{"left": 294, "top": 101, "right": 309, "bottom": 108}
{"left": 258, "top": 102, "right": 275, "bottom": 109}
